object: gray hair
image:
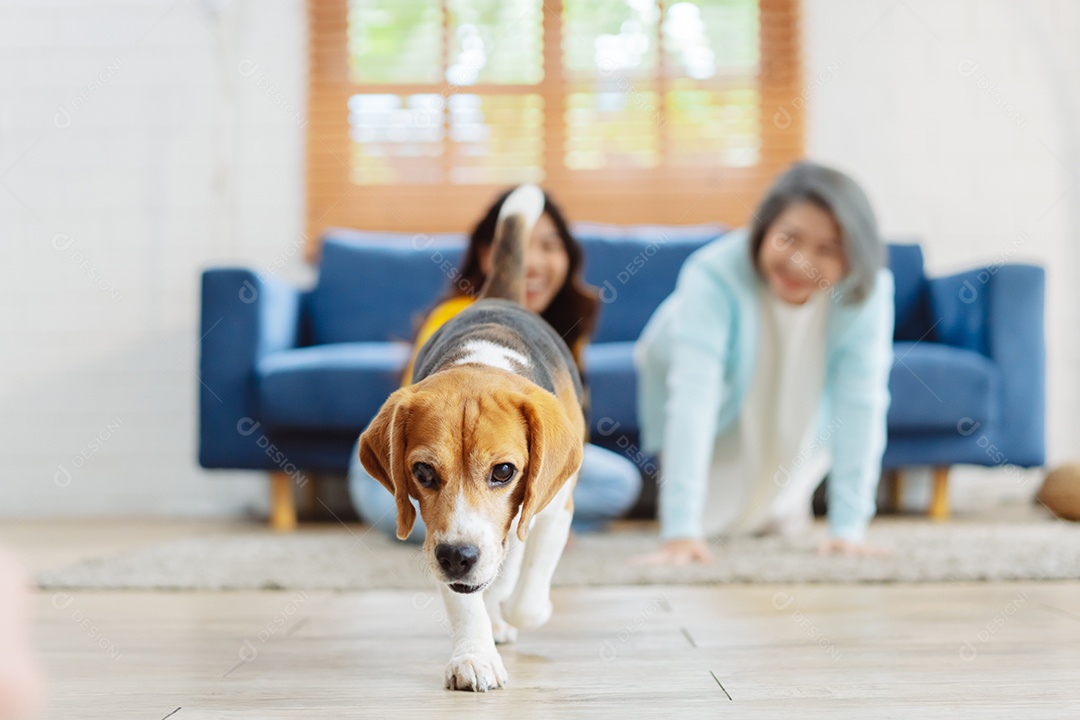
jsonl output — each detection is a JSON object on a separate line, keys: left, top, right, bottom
{"left": 749, "top": 161, "right": 883, "bottom": 303}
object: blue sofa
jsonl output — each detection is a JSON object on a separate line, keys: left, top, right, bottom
{"left": 199, "top": 226, "right": 1045, "bottom": 526}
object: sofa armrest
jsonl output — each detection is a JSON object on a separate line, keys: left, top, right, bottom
{"left": 199, "top": 269, "right": 302, "bottom": 469}
{"left": 927, "top": 263, "right": 1045, "bottom": 465}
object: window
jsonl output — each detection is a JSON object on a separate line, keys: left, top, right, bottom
{"left": 307, "top": 0, "right": 803, "bottom": 241}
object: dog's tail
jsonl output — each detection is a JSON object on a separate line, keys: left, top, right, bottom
{"left": 478, "top": 184, "right": 545, "bottom": 303}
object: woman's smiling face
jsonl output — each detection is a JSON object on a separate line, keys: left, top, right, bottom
{"left": 480, "top": 212, "right": 570, "bottom": 313}
{"left": 757, "top": 201, "right": 848, "bottom": 305}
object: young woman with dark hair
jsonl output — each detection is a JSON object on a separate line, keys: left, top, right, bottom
{"left": 447, "top": 187, "right": 598, "bottom": 357}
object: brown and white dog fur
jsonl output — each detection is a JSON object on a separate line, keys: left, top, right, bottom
{"left": 358, "top": 185, "right": 585, "bottom": 692}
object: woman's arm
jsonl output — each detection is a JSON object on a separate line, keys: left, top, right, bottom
{"left": 825, "top": 270, "right": 896, "bottom": 542}
{"left": 656, "top": 261, "right": 736, "bottom": 540}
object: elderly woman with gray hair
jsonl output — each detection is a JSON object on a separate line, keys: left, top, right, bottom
{"left": 634, "top": 162, "right": 895, "bottom": 565}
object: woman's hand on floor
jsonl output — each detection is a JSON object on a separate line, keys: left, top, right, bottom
{"left": 817, "top": 537, "right": 893, "bottom": 557}
{"left": 632, "top": 538, "right": 713, "bottom": 566}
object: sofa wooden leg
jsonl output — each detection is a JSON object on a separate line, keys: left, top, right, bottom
{"left": 929, "top": 466, "right": 950, "bottom": 521}
{"left": 302, "top": 474, "right": 318, "bottom": 515}
{"left": 888, "top": 469, "right": 903, "bottom": 512}
{"left": 270, "top": 472, "right": 297, "bottom": 532}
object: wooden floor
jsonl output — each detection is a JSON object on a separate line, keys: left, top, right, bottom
{"left": 10, "top": 519, "right": 1080, "bottom": 719}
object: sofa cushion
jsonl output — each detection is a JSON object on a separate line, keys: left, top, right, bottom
{"left": 584, "top": 342, "right": 639, "bottom": 438}
{"left": 887, "top": 341, "right": 1000, "bottom": 432}
{"left": 887, "top": 243, "right": 935, "bottom": 343}
{"left": 310, "top": 224, "right": 723, "bottom": 347}
{"left": 576, "top": 223, "right": 725, "bottom": 343}
{"left": 256, "top": 343, "right": 411, "bottom": 431}
{"left": 310, "top": 230, "right": 467, "bottom": 345}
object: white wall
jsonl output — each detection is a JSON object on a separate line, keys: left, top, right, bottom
{"left": 0, "top": 0, "right": 1075, "bottom": 517}
{"left": 803, "top": 0, "right": 1080, "bottom": 508}
{"left": 0, "top": 0, "right": 309, "bottom": 516}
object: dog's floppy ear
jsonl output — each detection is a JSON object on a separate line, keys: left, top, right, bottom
{"left": 359, "top": 388, "right": 416, "bottom": 540}
{"left": 516, "top": 387, "right": 583, "bottom": 541}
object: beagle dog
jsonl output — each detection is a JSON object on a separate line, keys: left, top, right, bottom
{"left": 359, "top": 185, "right": 585, "bottom": 692}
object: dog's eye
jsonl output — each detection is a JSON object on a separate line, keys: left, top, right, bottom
{"left": 412, "top": 462, "right": 439, "bottom": 489}
{"left": 489, "top": 463, "right": 516, "bottom": 486}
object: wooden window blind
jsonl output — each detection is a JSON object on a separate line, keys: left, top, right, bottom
{"left": 306, "top": 0, "right": 803, "bottom": 246}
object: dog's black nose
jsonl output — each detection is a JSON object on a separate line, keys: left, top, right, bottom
{"left": 435, "top": 543, "right": 479, "bottom": 579}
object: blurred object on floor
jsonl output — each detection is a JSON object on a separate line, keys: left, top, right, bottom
{"left": 0, "top": 547, "right": 44, "bottom": 720}
{"left": 1038, "top": 464, "right": 1080, "bottom": 521}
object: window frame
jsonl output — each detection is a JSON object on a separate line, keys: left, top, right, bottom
{"left": 306, "top": 0, "right": 803, "bottom": 247}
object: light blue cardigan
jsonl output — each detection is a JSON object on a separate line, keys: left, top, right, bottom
{"left": 636, "top": 229, "right": 895, "bottom": 542}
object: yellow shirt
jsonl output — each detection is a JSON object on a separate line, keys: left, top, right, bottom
{"left": 402, "top": 297, "right": 586, "bottom": 387}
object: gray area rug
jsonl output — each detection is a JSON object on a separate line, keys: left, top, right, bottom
{"left": 37, "top": 519, "right": 1080, "bottom": 590}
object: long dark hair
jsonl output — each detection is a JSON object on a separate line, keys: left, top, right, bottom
{"left": 442, "top": 188, "right": 599, "bottom": 359}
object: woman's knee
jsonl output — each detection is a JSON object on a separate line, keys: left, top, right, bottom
{"left": 574, "top": 444, "right": 643, "bottom": 519}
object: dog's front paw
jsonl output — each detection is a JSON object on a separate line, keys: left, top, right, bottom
{"left": 502, "top": 593, "right": 553, "bottom": 630}
{"left": 491, "top": 617, "right": 518, "bottom": 644}
{"left": 445, "top": 650, "right": 508, "bottom": 692}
